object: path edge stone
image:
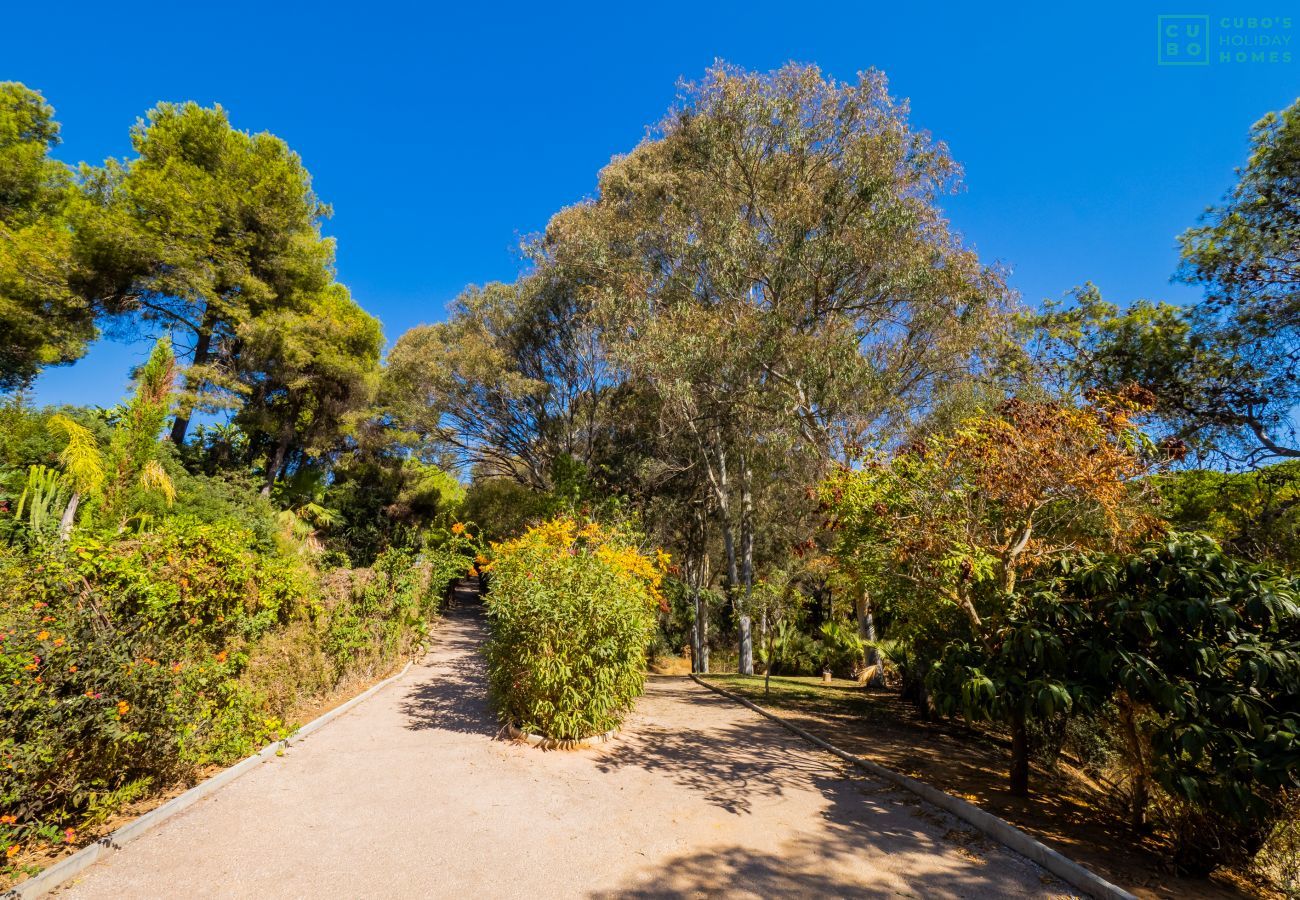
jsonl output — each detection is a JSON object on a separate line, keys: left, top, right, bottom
{"left": 689, "top": 674, "right": 1136, "bottom": 900}
{"left": 6, "top": 660, "right": 415, "bottom": 900}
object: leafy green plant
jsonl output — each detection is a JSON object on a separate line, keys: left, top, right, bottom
{"left": 0, "top": 514, "right": 448, "bottom": 878}
{"left": 483, "top": 517, "right": 664, "bottom": 740}
{"left": 14, "top": 465, "right": 68, "bottom": 541}
{"left": 818, "top": 620, "right": 866, "bottom": 677}
{"left": 928, "top": 532, "right": 1300, "bottom": 874}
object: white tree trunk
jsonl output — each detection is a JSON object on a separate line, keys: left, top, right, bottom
{"left": 58, "top": 491, "right": 81, "bottom": 542}
{"left": 738, "top": 455, "right": 755, "bottom": 676}
{"left": 856, "top": 583, "right": 883, "bottom": 686}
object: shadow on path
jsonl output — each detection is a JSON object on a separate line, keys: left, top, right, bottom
{"left": 593, "top": 677, "right": 1070, "bottom": 898}
{"left": 399, "top": 599, "right": 498, "bottom": 737}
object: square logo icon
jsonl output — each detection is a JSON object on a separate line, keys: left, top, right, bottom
{"left": 1158, "top": 15, "right": 1211, "bottom": 65}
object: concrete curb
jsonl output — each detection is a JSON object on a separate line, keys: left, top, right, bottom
{"left": 7, "top": 660, "right": 415, "bottom": 900}
{"left": 690, "top": 674, "right": 1136, "bottom": 900}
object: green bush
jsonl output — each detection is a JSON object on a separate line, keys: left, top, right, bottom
{"left": 483, "top": 517, "right": 664, "bottom": 740}
{"left": 0, "top": 518, "right": 449, "bottom": 876}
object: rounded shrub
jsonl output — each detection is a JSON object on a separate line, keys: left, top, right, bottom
{"left": 483, "top": 517, "right": 666, "bottom": 740}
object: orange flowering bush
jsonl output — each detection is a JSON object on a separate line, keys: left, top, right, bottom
{"left": 483, "top": 516, "right": 668, "bottom": 740}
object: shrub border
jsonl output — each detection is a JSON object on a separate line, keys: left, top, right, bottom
{"left": 690, "top": 674, "right": 1137, "bottom": 900}
{"left": 5, "top": 661, "right": 415, "bottom": 900}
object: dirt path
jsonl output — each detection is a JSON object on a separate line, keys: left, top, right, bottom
{"left": 57, "top": 599, "right": 1076, "bottom": 898}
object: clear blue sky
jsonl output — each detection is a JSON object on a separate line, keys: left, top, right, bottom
{"left": 9, "top": 1, "right": 1297, "bottom": 408}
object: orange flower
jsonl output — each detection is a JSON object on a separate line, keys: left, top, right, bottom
{"left": 116, "top": 700, "right": 129, "bottom": 717}
{"left": 0, "top": 815, "right": 16, "bottom": 825}
{"left": 36, "top": 630, "right": 49, "bottom": 641}
{"left": 68, "top": 665, "right": 77, "bottom": 673}
{"left": 6, "top": 845, "right": 17, "bottom": 859}
{"left": 215, "top": 651, "right": 228, "bottom": 663}
{"left": 63, "top": 827, "right": 75, "bottom": 843}
{"left": 451, "top": 522, "right": 465, "bottom": 535}
{"left": 53, "top": 638, "right": 64, "bottom": 648}
{"left": 171, "top": 662, "right": 183, "bottom": 674}
{"left": 475, "top": 554, "right": 489, "bottom": 565}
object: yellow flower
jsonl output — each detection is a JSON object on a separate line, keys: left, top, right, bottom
{"left": 36, "top": 630, "right": 49, "bottom": 641}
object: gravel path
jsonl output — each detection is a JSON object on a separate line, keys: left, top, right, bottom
{"left": 58, "top": 597, "right": 1075, "bottom": 899}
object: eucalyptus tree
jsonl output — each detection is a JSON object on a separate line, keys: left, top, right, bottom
{"left": 0, "top": 83, "right": 95, "bottom": 389}
{"left": 385, "top": 273, "right": 621, "bottom": 488}
{"left": 72, "top": 101, "right": 335, "bottom": 443}
{"left": 544, "top": 62, "right": 1010, "bottom": 673}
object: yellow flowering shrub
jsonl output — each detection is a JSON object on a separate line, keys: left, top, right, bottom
{"left": 483, "top": 516, "right": 668, "bottom": 740}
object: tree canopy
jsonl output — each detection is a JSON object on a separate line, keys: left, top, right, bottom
{"left": 0, "top": 83, "right": 94, "bottom": 389}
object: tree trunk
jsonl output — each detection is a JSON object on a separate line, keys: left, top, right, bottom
{"left": 738, "top": 455, "right": 755, "bottom": 676}
{"left": 261, "top": 433, "right": 292, "bottom": 497}
{"left": 764, "top": 627, "right": 776, "bottom": 697}
{"left": 1009, "top": 706, "right": 1030, "bottom": 796}
{"left": 170, "top": 304, "right": 217, "bottom": 446}
{"left": 688, "top": 507, "right": 710, "bottom": 675}
{"left": 855, "top": 583, "right": 883, "bottom": 687}
{"left": 692, "top": 583, "right": 709, "bottom": 674}
{"left": 58, "top": 491, "right": 80, "bottom": 541}
{"left": 1119, "top": 697, "right": 1150, "bottom": 830}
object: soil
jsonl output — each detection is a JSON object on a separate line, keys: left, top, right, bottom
{"left": 704, "top": 673, "right": 1278, "bottom": 900}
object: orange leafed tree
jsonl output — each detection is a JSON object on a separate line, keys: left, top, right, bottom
{"left": 822, "top": 392, "right": 1163, "bottom": 793}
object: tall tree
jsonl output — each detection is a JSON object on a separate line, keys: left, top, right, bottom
{"left": 544, "top": 62, "right": 1009, "bottom": 673}
{"left": 72, "top": 101, "right": 335, "bottom": 443}
{"left": 233, "top": 283, "right": 382, "bottom": 495}
{"left": 385, "top": 274, "right": 619, "bottom": 488}
{"left": 0, "top": 83, "right": 95, "bottom": 390}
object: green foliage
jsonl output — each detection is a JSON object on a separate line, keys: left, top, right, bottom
{"left": 1035, "top": 99, "right": 1300, "bottom": 465}
{"left": 461, "top": 477, "right": 557, "bottom": 543}
{"left": 0, "top": 518, "right": 449, "bottom": 870}
{"left": 817, "top": 620, "right": 867, "bottom": 677}
{"left": 71, "top": 99, "right": 343, "bottom": 446}
{"left": 1156, "top": 462, "right": 1300, "bottom": 570}
{"left": 0, "top": 83, "right": 95, "bottom": 389}
{"left": 483, "top": 518, "right": 662, "bottom": 740}
{"left": 234, "top": 283, "right": 382, "bottom": 494}
{"left": 929, "top": 533, "right": 1300, "bottom": 873}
